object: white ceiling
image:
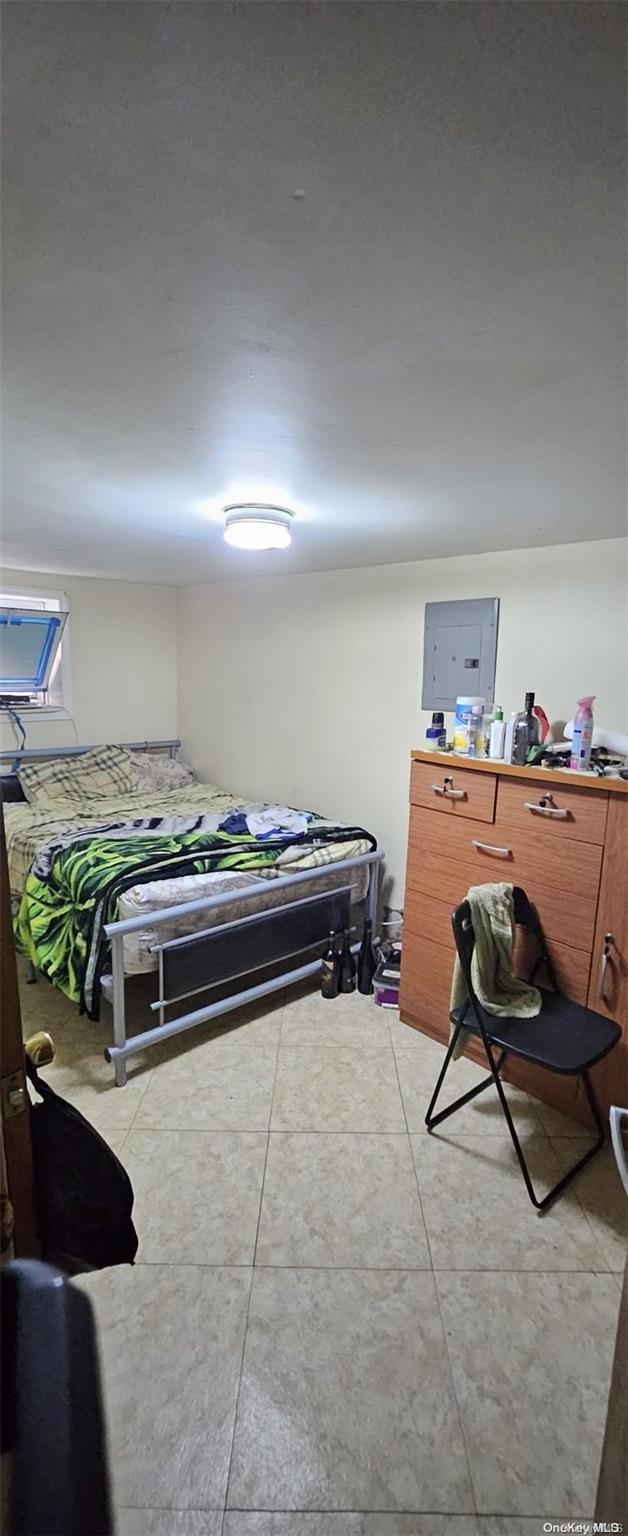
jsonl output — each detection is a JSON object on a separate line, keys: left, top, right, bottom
{"left": 2, "top": 2, "right": 625, "bottom": 585}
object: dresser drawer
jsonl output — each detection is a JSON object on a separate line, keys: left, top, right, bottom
{"left": 399, "top": 931, "right": 452, "bottom": 1045}
{"left": 405, "top": 805, "right": 602, "bottom": 952}
{"left": 410, "top": 758, "right": 496, "bottom": 823}
{"left": 496, "top": 776, "right": 608, "bottom": 844}
{"left": 404, "top": 888, "right": 455, "bottom": 950}
{"left": 513, "top": 929, "right": 592, "bottom": 1004}
{"left": 404, "top": 889, "right": 592, "bottom": 1004}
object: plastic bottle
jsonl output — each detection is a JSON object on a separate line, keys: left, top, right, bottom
{"left": 425, "top": 711, "right": 447, "bottom": 751}
{"left": 466, "top": 702, "right": 484, "bottom": 757}
{"left": 533, "top": 703, "right": 550, "bottom": 743}
{"left": 503, "top": 710, "right": 518, "bottom": 763}
{"left": 489, "top": 706, "right": 505, "bottom": 760}
{"left": 570, "top": 696, "right": 595, "bottom": 772}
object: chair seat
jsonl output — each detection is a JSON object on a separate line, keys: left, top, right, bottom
{"left": 450, "top": 987, "right": 621, "bottom": 1075}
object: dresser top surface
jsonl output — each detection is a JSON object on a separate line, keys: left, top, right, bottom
{"left": 411, "top": 748, "right": 628, "bottom": 796}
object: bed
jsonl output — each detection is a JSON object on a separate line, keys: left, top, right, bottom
{"left": 2, "top": 740, "right": 382, "bottom": 1085}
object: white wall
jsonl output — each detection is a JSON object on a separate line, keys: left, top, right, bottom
{"left": 4, "top": 544, "right": 624, "bottom": 901}
{"left": 178, "top": 537, "right": 627, "bottom": 902}
{"left": 0, "top": 567, "right": 178, "bottom": 752}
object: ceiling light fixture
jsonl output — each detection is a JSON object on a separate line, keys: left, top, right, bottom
{"left": 223, "top": 504, "right": 293, "bottom": 551}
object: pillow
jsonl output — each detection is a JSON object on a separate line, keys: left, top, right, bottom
{"left": 18, "top": 744, "right": 143, "bottom": 806}
{"left": 127, "top": 751, "right": 196, "bottom": 793}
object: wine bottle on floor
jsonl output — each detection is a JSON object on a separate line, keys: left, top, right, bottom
{"left": 338, "top": 930, "right": 356, "bottom": 993}
{"left": 357, "top": 917, "right": 376, "bottom": 995}
{"left": 321, "top": 931, "right": 340, "bottom": 999}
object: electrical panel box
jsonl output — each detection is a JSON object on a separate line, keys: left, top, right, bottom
{"left": 421, "top": 597, "right": 500, "bottom": 711}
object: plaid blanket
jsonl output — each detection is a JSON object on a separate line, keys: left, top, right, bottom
{"left": 14, "top": 808, "right": 376, "bottom": 1018}
{"left": 18, "top": 743, "right": 142, "bottom": 806}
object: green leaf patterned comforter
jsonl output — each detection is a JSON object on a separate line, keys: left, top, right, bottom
{"left": 8, "top": 786, "right": 375, "bottom": 1017}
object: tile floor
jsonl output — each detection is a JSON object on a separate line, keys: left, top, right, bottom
{"left": 21, "top": 970, "right": 627, "bottom": 1535}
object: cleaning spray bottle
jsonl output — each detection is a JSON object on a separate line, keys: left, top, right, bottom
{"left": 570, "top": 696, "right": 595, "bottom": 772}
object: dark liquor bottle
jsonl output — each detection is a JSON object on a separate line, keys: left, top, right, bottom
{"left": 357, "top": 917, "right": 376, "bottom": 995}
{"left": 338, "top": 930, "right": 356, "bottom": 993}
{"left": 321, "top": 931, "right": 340, "bottom": 999}
{"left": 512, "top": 691, "right": 541, "bottom": 765}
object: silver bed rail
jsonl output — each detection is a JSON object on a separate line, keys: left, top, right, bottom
{"left": 0, "top": 739, "right": 181, "bottom": 765}
{"left": 101, "top": 848, "right": 384, "bottom": 1085}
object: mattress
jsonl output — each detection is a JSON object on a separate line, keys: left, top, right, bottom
{"left": 118, "top": 860, "right": 370, "bottom": 974}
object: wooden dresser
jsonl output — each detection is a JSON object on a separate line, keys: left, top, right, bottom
{"left": 399, "top": 749, "right": 628, "bottom": 1125}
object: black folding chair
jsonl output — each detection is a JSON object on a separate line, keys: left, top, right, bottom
{"left": 425, "top": 886, "right": 621, "bottom": 1213}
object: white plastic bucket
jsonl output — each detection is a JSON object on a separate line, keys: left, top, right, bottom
{"left": 453, "top": 696, "right": 485, "bottom": 755}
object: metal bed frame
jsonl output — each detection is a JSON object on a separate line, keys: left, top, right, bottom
{"left": 1, "top": 739, "right": 383, "bottom": 1086}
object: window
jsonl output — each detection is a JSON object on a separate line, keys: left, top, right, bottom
{"left": 0, "top": 590, "right": 72, "bottom": 712}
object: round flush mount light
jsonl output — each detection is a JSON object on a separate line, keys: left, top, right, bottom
{"left": 223, "top": 504, "right": 293, "bottom": 550}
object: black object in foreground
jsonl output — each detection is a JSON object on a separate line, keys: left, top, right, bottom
{"left": 1, "top": 1259, "right": 113, "bottom": 1535}
{"left": 27, "top": 1058, "right": 138, "bottom": 1274}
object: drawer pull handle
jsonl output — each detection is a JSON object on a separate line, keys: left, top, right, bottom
{"left": 472, "top": 839, "right": 512, "bottom": 859}
{"left": 524, "top": 800, "right": 569, "bottom": 819}
{"left": 431, "top": 783, "right": 467, "bottom": 800}
{"left": 598, "top": 933, "right": 615, "bottom": 1005}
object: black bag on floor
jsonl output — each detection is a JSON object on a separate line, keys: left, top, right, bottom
{"left": 26, "top": 1059, "right": 139, "bottom": 1275}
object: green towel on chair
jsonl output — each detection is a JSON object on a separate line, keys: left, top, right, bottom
{"left": 450, "top": 882, "right": 542, "bottom": 1060}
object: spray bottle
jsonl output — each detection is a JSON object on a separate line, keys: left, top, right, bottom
{"left": 570, "top": 696, "right": 595, "bottom": 772}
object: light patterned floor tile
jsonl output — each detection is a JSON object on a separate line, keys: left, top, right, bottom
{"left": 134, "top": 1046, "right": 277, "bottom": 1131}
{"left": 125, "top": 1129, "right": 267, "bottom": 1264}
{"left": 21, "top": 965, "right": 620, "bottom": 1526}
{"left": 412, "top": 1133, "right": 606, "bottom": 1271}
{"left": 271, "top": 1046, "right": 406, "bottom": 1131}
{"left": 20, "top": 969, "right": 154, "bottom": 1129}
{"left": 396, "top": 1046, "right": 545, "bottom": 1137}
{"left": 281, "top": 986, "right": 392, "bottom": 1048}
{"left": 227, "top": 1267, "right": 474, "bottom": 1512}
{"left": 478, "top": 1521, "right": 585, "bottom": 1535}
{"left": 102, "top": 1128, "right": 129, "bottom": 1156}
{"left": 117, "top": 1512, "right": 222, "bottom": 1535}
{"left": 388, "top": 1016, "right": 441, "bottom": 1052}
{"left": 256, "top": 1133, "right": 430, "bottom": 1268}
{"left": 152, "top": 997, "right": 284, "bottom": 1064}
{"left": 533, "top": 1102, "right": 599, "bottom": 1139}
{"left": 77, "top": 1264, "right": 250, "bottom": 1511}
{"left": 550, "top": 1139, "right": 628, "bottom": 1272}
{"left": 437, "top": 1270, "right": 620, "bottom": 1516}
{"left": 224, "top": 1517, "right": 479, "bottom": 1535}
{"left": 20, "top": 966, "right": 155, "bottom": 1072}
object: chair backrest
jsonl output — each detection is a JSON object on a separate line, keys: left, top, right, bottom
{"left": 450, "top": 898, "right": 489, "bottom": 1040}
{"left": 451, "top": 899, "right": 475, "bottom": 989}
{"left": 511, "top": 886, "right": 558, "bottom": 989}
{"left": 450, "top": 884, "right": 559, "bottom": 1009}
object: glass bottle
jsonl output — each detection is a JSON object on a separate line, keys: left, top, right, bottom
{"left": 357, "top": 917, "right": 376, "bottom": 995}
{"left": 338, "top": 930, "right": 356, "bottom": 993}
{"left": 321, "top": 931, "right": 340, "bottom": 998}
{"left": 511, "top": 691, "right": 541, "bottom": 764}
